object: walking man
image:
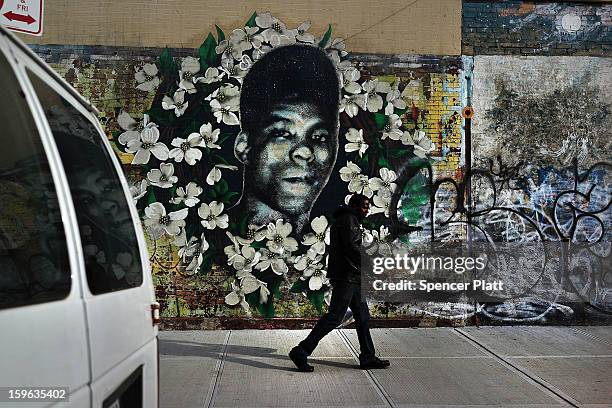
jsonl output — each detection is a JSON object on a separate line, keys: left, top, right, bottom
{"left": 289, "top": 194, "right": 390, "bottom": 372}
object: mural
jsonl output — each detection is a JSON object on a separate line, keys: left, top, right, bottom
{"left": 103, "top": 13, "right": 451, "bottom": 319}
{"left": 28, "top": 11, "right": 610, "bottom": 325}
{"left": 463, "top": 2, "right": 612, "bottom": 56}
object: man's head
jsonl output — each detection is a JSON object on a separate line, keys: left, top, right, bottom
{"left": 348, "top": 194, "right": 370, "bottom": 220}
{"left": 235, "top": 44, "right": 340, "bottom": 216}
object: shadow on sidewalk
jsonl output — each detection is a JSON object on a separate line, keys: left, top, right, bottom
{"left": 160, "top": 340, "right": 357, "bottom": 372}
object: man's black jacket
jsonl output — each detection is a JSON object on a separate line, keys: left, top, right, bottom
{"left": 326, "top": 206, "right": 362, "bottom": 284}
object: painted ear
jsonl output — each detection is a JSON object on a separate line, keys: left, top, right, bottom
{"left": 234, "top": 131, "right": 251, "bottom": 165}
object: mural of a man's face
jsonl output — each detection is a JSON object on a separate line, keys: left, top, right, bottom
{"left": 242, "top": 100, "right": 338, "bottom": 215}
{"left": 234, "top": 44, "right": 341, "bottom": 225}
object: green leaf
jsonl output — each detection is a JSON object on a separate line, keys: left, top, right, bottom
{"left": 146, "top": 190, "right": 157, "bottom": 205}
{"left": 358, "top": 153, "right": 369, "bottom": 168}
{"left": 290, "top": 279, "right": 308, "bottom": 294}
{"left": 378, "top": 155, "right": 390, "bottom": 168}
{"left": 318, "top": 24, "right": 332, "bottom": 48}
{"left": 394, "top": 107, "right": 408, "bottom": 117}
{"left": 212, "top": 153, "right": 230, "bottom": 165}
{"left": 245, "top": 12, "right": 257, "bottom": 28}
{"left": 258, "top": 299, "right": 275, "bottom": 319}
{"left": 199, "top": 33, "right": 217, "bottom": 72}
{"left": 207, "top": 188, "right": 219, "bottom": 200}
{"left": 390, "top": 149, "right": 410, "bottom": 158}
{"left": 307, "top": 290, "right": 326, "bottom": 313}
{"left": 199, "top": 256, "right": 212, "bottom": 275}
{"left": 144, "top": 104, "right": 175, "bottom": 126}
{"left": 270, "top": 279, "right": 283, "bottom": 299}
{"left": 215, "top": 25, "right": 225, "bottom": 42}
{"left": 220, "top": 191, "right": 239, "bottom": 205}
{"left": 217, "top": 133, "right": 233, "bottom": 146}
{"left": 159, "top": 48, "right": 176, "bottom": 75}
{"left": 245, "top": 291, "right": 259, "bottom": 308}
{"left": 373, "top": 112, "right": 387, "bottom": 130}
{"left": 216, "top": 179, "right": 229, "bottom": 195}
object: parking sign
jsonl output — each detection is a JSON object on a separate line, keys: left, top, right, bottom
{"left": 0, "top": 0, "right": 43, "bottom": 36}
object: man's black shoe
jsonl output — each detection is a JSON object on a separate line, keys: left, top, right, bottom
{"left": 359, "top": 357, "right": 390, "bottom": 369}
{"left": 289, "top": 347, "right": 314, "bottom": 372}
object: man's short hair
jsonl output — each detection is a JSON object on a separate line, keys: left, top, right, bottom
{"left": 239, "top": 44, "right": 340, "bottom": 135}
{"left": 348, "top": 194, "right": 370, "bottom": 208}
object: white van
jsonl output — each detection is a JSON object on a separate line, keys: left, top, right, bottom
{"left": 0, "top": 26, "right": 159, "bottom": 407}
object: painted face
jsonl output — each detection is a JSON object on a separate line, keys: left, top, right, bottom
{"left": 356, "top": 199, "right": 371, "bottom": 219}
{"left": 246, "top": 101, "right": 338, "bottom": 215}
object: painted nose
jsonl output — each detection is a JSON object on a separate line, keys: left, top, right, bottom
{"left": 291, "top": 145, "right": 314, "bottom": 163}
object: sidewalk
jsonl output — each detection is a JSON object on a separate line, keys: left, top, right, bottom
{"left": 159, "top": 326, "right": 612, "bottom": 408}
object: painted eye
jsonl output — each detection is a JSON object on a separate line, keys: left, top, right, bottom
{"left": 311, "top": 132, "right": 327, "bottom": 143}
{"left": 270, "top": 129, "right": 292, "bottom": 139}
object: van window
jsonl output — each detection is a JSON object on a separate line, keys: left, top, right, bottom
{"left": 0, "top": 51, "right": 71, "bottom": 309}
{"left": 27, "top": 72, "right": 144, "bottom": 295}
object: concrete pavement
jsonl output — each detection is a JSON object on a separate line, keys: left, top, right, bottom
{"left": 159, "top": 326, "right": 612, "bottom": 408}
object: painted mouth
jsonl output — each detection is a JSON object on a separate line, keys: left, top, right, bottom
{"left": 282, "top": 175, "right": 315, "bottom": 183}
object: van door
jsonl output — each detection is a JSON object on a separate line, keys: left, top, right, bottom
{"left": 17, "top": 50, "right": 158, "bottom": 406}
{"left": 0, "top": 34, "right": 91, "bottom": 407}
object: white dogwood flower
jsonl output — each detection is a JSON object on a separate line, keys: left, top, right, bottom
{"left": 219, "top": 57, "right": 249, "bottom": 82}
{"left": 348, "top": 174, "right": 374, "bottom": 198}
{"left": 381, "top": 114, "right": 403, "bottom": 141}
{"left": 170, "top": 182, "right": 203, "bottom": 207}
{"left": 369, "top": 167, "right": 398, "bottom": 198}
{"left": 294, "top": 21, "right": 315, "bottom": 43}
{"left": 235, "top": 224, "right": 267, "bottom": 246}
{"left": 231, "top": 245, "right": 261, "bottom": 275}
{"left": 345, "top": 128, "right": 368, "bottom": 157}
{"left": 216, "top": 36, "right": 246, "bottom": 61}
{"left": 339, "top": 161, "right": 362, "bottom": 183}
{"left": 178, "top": 233, "right": 210, "bottom": 275}
{"left": 295, "top": 251, "right": 327, "bottom": 290}
{"left": 198, "top": 201, "right": 229, "bottom": 230}
{"left": 365, "top": 225, "right": 392, "bottom": 256}
{"left": 255, "top": 248, "right": 289, "bottom": 276}
{"left": 206, "top": 84, "right": 240, "bottom": 109}
{"left": 196, "top": 67, "right": 225, "bottom": 84}
{"left": 130, "top": 179, "right": 148, "bottom": 204}
{"left": 117, "top": 112, "right": 158, "bottom": 145}
{"left": 385, "top": 86, "right": 407, "bottom": 115}
{"left": 256, "top": 12, "right": 295, "bottom": 44}
{"left": 189, "top": 122, "right": 222, "bottom": 150}
{"left": 224, "top": 231, "right": 242, "bottom": 267}
{"left": 302, "top": 216, "right": 330, "bottom": 255}
{"left": 206, "top": 164, "right": 238, "bottom": 185}
{"left": 162, "top": 90, "right": 188, "bottom": 117}
{"left": 143, "top": 202, "right": 188, "bottom": 239}
{"left": 362, "top": 79, "right": 391, "bottom": 112}
{"left": 253, "top": 44, "right": 272, "bottom": 61}
{"left": 401, "top": 129, "right": 435, "bottom": 158}
{"left": 178, "top": 56, "right": 201, "bottom": 94}
{"left": 168, "top": 133, "right": 205, "bottom": 165}
{"left": 135, "top": 63, "right": 160, "bottom": 92}
{"left": 230, "top": 26, "right": 264, "bottom": 51}
{"left": 225, "top": 279, "right": 254, "bottom": 314}
{"left": 339, "top": 67, "right": 361, "bottom": 94}
{"left": 265, "top": 219, "right": 299, "bottom": 254}
{"left": 126, "top": 127, "right": 169, "bottom": 165}
{"left": 147, "top": 163, "right": 178, "bottom": 188}
{"left": 340, "top": 93, "right": 366, "bottom": 118}
{"left": 211, "top": 99, "right": 239, "bottom": 125}
{"left": 370, "top": 193, "right": 392, "bottom": 217}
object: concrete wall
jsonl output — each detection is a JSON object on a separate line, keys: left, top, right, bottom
{"left": 21, "top": 0, "right": 461, "bottom": 55}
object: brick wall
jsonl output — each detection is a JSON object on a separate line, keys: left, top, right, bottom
{"left": 463, "top": 1, "right": 611, "bottom": 56}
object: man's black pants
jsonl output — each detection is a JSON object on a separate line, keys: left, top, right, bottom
{"left": 295, "top": 280, "right": 377, "bottom": 364}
